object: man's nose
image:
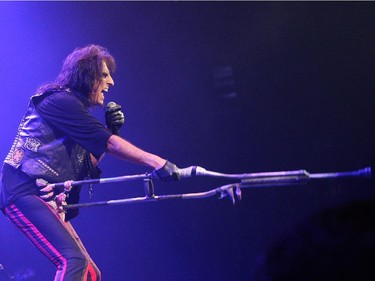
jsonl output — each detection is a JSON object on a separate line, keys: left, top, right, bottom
{"left": 107, "top": 75, "right": 114, "bottom": 86}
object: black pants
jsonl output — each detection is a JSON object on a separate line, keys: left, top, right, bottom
{"left": 2, "top": 195, "right": 100, "bottom": 281}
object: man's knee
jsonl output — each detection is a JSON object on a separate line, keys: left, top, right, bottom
{"left": 60, "top": 253, "right": 100, "bottom": 280}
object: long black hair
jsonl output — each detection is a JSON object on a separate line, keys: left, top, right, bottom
{"left": 37, "top": 44, "right": 116, "bottom": 106}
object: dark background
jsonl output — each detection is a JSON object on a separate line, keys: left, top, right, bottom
{"left": 0, "top": 2, "right": 374, "bottom": 280}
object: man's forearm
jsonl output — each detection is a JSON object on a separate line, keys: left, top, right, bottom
{"left": 106, "top": 135, "right": 166, "bottom": 169}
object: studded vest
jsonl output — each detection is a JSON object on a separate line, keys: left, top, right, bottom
{"left": 4, "top": 90, "right": 93, "bottom": 184}
{"left": 4, "top": 90, "right": 102, "bottom": 220}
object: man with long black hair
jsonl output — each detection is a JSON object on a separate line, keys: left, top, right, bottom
{"left": 0, "top": 44, "right": 180, "bottom": 281}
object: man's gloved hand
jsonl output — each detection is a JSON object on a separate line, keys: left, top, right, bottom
{"left": 36, "top": 178, "right": 55, "bottom": 201}
{"left": 36, "top": 178, "right": 73, "bottom": 202}
{"left": 105, "top": 102, "right": 125, "bottom": 136}
{"left": 36, "top": 178, "right": 71, "bottom": 220}
{"left": 151, "top": 161, "right": 181, "bottom": 182}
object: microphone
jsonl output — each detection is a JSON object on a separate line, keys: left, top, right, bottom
{"left": 107, "top": 101, "right": 117, "bottom": 108}
{"left": 106, "top": 101, "right": 121, "bottom": 136}
{"left": 178, "top": 166, "right": 207, "bottom": 178}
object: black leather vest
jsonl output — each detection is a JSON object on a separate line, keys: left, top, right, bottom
{"left": 4, "top": 90, "right": 102, "bottom": 220}
{"left": 4, "top": 90, "right": 92, "bottom": 184}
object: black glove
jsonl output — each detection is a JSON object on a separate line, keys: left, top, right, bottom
{"left": 105, "top": 102, "right": 125, "bottom": 136}
{"left": 151, "top": 161, "right": 181, "bottom": 182}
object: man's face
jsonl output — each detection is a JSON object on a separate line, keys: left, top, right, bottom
{"left": 89, "top": 61, "right": 115, "bottom": 106}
